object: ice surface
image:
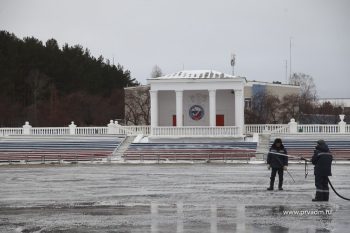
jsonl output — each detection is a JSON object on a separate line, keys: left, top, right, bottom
{"left": 0, "top": 164, "right": 349, "bottom": 232}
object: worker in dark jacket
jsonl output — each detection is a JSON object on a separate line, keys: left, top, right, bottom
{"left": 312, "top": 140, "right": 333, "bottom": 202}
{"left": 267, "top": 138, "right": 288, "bottom": 191}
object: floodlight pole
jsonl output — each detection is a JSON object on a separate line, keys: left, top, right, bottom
{"left": 231, "top": 53, "right": 236, "bottom": 76}
{"left": 289, "top": 37, "right": 292, "bottom": 81}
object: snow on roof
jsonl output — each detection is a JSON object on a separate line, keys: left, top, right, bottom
{"left": 154, "top": 70, "right": 236, "bottom": 79}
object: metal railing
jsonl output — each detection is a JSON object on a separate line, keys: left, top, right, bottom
{"left": 0, "top": 152, "right": 111, "bottom": 164}
{"left": 123, "top": 151, "right": 255, "bottom": 163}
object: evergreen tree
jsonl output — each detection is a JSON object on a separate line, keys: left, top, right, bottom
{"left": 0, "top": 30, "right": 138, "bottom": 126}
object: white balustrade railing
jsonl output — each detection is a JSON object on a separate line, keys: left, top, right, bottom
{"left": 245, "top": 124, "right": 288, "bottom": 134}
{"left": 117, "top": 126, "right": 151, "bottom": 136}
{"left": 346, "top": 125, "right": 350, "bottom": 133}
{"left": 0, "top": 128, "right": 23, "bottom": 136}
{"left": 31, "top": 127, "right": 70, "bottom": 135}
{"left": 1, "top": 121, "right": 349, "bottom": 137}
{"left": 297, "top": 125, "right": 339, "bottom": 134}
{"left": 270, "top": 125, "right": 290, "bottom": 134}
{"left": 152, "top": 126, "right": 241, "bottom": 137}
{"left": 75, "top": 127, "right": 108, "bottom": 135}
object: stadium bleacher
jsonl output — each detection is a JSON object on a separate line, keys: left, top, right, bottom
{"left": 269, "top": 138, "right": 350, "bottom": 160}
{"left": 123, "top": 142, "right": 257, "bottom": 161}
{"left": 0, "top": 135, "right": 124, "bottom": 163}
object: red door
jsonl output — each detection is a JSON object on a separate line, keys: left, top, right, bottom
{"left": 172, "top": 115, "right": 176, "bottom": 126}
{"left": 216, "top": 115, "right": 224, "bottom": 126}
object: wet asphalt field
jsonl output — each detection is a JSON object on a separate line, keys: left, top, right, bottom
{"left": 0, "top": 163, "right": 349, "bottom": 233}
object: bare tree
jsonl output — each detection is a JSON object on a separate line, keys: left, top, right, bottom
{"left": 289, "top": 73, "right": 317, "bottom": 114}
{"left": 279, "top": 94, "right": 300, "bottom": 123}
{"left": 124, "top": 86, "right": 150, "bottom": 125}
{"left": 245, "top": 90, "right": 280, "bottom": 123}
{"left": 150, "top": 65, "right": 163, "bottom": 78}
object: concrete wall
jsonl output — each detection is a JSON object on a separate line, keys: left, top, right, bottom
{"left": 244, "top": 82, "right": 299, "bottom": 99}
{"left": 265, "top": 85, "right": 300, "bottom": 98}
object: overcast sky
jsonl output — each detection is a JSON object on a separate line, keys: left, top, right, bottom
{"left": 1, "top": 0, "right": 349, "bottom": 98}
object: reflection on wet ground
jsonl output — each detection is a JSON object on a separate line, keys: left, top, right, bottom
{"left": 0, "top": 164, "right": 349, "bottom": 232}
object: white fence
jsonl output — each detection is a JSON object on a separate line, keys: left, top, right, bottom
{"left": 75, "top": 127, "right": 108, "bottom": 135}
{"left": 244, "top": 124, "right": 289, "bottom": 134}
{"left": 245, "top": 124, "right": 343, "bottom": 134}
{"left": 0, "top": 123, "right": 151, "bottom": 137}
{"left": 297, "top": 125, "right": 339, "bottom": 134}
{"left": 152, "top": 126, "right": 241, "bottom": 137}
{"left": 30, "top": 127, "right": 70, "bottom": 135}
{"left": 1, "top": 117, "right": 349, "bottom": 137}
{"left": 346, "top": 125, "right": 350, "bottom": 133}
{"left": 0, "top": 128, "right": 23, "bottom": 137}
{"left": 0, "top": 127, "right": 107, "bottom": 136}
{"left": 116, "top": 126, "right": 151, "bottom": 136}
{"left": 245, "top": 116, "right": 348, "bottom": 135}
{"left": 1, "top": 125, "right": 240, "bottom": 137}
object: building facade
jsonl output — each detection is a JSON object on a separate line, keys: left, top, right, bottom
{"left": 147, "top": 70, "right": 246, "bottom": 130}
{"left": 244, "top": 81, "right": 300, "bottom": 110}
{"left": 124, "top": 70, "right": 300, "bottom": 127}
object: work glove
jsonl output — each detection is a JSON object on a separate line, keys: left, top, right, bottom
{"left": 283, "top": 166, "right": 287, "bottom": 171}
{"left": 267, "top": 165, "right": 271, "bottom": 170}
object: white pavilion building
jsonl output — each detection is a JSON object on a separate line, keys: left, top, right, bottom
{"left": 147, "top": 70, "right": 246, "bottom": 137}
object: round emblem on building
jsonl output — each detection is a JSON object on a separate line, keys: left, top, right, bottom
{"left": 189, "top": 105, "right": 204, "bottom": 121}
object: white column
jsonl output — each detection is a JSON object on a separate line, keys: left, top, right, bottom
{"left": 150, "top": 90, "right": 159, "bottom": 128}
{"left": 234, "top": 89, "right": 244, "bottom": 135}
{"left": 175, "top": 90, "right": 183, "bottom": 127}
{"left": 209, "top": 89, "right": 216, "bottom": 127}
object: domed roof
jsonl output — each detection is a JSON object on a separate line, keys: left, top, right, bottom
{"left": 155, "top": 70, "right": 236, "bottom": 79}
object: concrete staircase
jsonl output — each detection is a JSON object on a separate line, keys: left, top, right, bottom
{"left": 111, "top": 136, "right": 136, "bottom": 161}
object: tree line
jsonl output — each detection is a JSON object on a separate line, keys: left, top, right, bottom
{"left": 0, "top": 31, "right": 138, "bottom": 126}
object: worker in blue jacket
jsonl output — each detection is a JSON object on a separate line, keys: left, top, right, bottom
{"left": 312, "top": 140, "right": 333, "bottom": 202}
{"left": 267, "top": 138, "right": 288, "bottom": 191}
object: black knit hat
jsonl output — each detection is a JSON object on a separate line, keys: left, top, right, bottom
{"left": 317, "top": 139, "right": 326, "bottom": 145}
{"left": 274, "top": 138, "right": 282, "bottom": 144}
